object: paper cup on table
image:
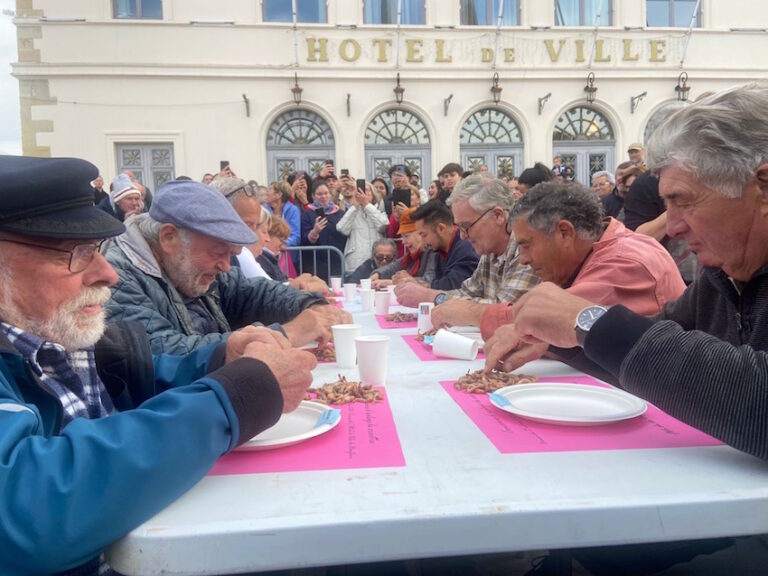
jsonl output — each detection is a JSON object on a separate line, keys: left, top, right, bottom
{"left": 330, "top": 277, "right": 342, "bottom": 293}
{"left": 386, "top": 284, "right": 399, "bottom": 306}
{"left": 343, "top": 283, "right": 357, "bottom": 303}
{"left": 432, "top": 329, "right": 479, "bottom": 361}
{"left": 374, "top": 291, "right": 390, "bottom": 316}
{"left": 331, "top": 324, "right": 362, "bottom": 368}
{"left": 359, "top": 278, "right": 372, "bottom": 290}
{"left": 417, "top": 301, "right": 434, "bottom": 333}
{"left": 355, "top": 336, "right": 389, "bottom": 386}
{"left": 359, "top": 288, "right": 375, "bottom": 311}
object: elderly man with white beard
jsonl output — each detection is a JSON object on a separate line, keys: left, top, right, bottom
{"left": 104, "top": 178, "right": 351, "bottom": 354}
{"left": 0, "top": 155, "right": 316, "bottom": 575}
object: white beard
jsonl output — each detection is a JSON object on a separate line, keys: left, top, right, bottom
{"left": 0, "top": 276, "right": 111, "bottom": 351}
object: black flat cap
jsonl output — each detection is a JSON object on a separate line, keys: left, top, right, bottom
{"left": 0, "top": 156, "right": 125, "bottom": 239}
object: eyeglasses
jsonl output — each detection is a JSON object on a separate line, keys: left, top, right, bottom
{"left": 223, "top": 184, "right": 256, "bottom": 199}
{"left": 457, "top": 207, "right": 495, "bottom": 236}
{"left": 0, "top": 238, "right": 108, "bottom": 273}
{"left": 373, "top": 254, "right": 395, "bottom": 264}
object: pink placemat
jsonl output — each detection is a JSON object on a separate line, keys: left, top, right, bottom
{"left": 441, "top": 376, "right": 723, "bottom": 453}
{"left": 375, "top": 314, "right": 418, "bottom": 329}
{"left": 209, "top": 388, "right": 405, "bottom": 475}
{"left": 402, "top": 334, "right": 485, "bottom": 361}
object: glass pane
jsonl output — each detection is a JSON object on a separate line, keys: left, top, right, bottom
{"left": 265, "top": 0, "right": 326, "bottom": 23}
{"left": 555, "top": 0, "right": 579, "bottom": 25}
{"left": 365, "top": 0, "right": 423, "bottom": 24}
{"left": 674, "top": 0, "right": 698, "bottom": 27}
{"left": 583, "top": 0, "right": 611, "bottom": 26}
{"left": 553, "top": 107, "right": 614, "bottom": 141}
{"left": 140, "top": 0, "right": 162, "bottom": 19}
{"left": 267, "top": 110, "right": 335, "bottom": 146}
{"left": 461, "top": 0, "right": 518, "bottom": 26}
{"left": 114, "top": 0, "right": 137, "bottom": 19}
{"left": 402, "top": 0, "right": 424, "bottom": 24}
{"left": 365, "top": 109, "right": 430, "bottom": 145}
{"left": 460, "top": 108, "right": 522, "bottom": 144}
{"left": 646, "top": 0, "right": 670, "bottom": 26}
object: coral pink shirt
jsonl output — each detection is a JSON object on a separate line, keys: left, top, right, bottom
{"left": 480, "top": 218, "right": 687, "bottom": 339}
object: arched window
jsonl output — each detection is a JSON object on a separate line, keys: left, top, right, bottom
{"left": 266, "top": 109, "right": 335, "bottom": 182}
{"left": 460, "top": 108, "right": 524, "bottom": 177}
{"left": 553, "top": 106, "right": 615, "bottom": 186}
{"left": 553, "top": 106, "right": 614, "bottom": 141}
{"left": 365, "top": 109, "right": 431, "bottom": 181}
{"left": 643, "top": 101, "right": 689, "bottom": 144}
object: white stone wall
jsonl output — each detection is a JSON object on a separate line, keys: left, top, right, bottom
{"left": 12, "top": 0, "right": 768, "bottom": 181}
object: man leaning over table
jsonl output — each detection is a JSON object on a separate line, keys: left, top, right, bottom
{"left": 0, "top": 156, "right": 316, "bottom": 575}
{"left": 394, "top": 199, "right": 480, "bottom": 307}
{"left": 415, "top": 174, "right": 540, "bottom": 329}
{"left": 104, "top": 178, "right": 351, "bottom": 355}
{"left": 487, "top": 83, "right": 768, "bottom": 576}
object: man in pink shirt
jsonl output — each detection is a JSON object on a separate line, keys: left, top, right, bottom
{"left": 480, "top": 181, "right": 685, "bottom": 343}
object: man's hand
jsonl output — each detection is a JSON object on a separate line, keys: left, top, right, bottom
{"left": 281, "top": 305, "right": 352, "bottom": 347}
{"left": 289, "top": 273, "right": 330, "bottom": 295}
{"left": 511, "top": 283, "right": 594, "bottom": 349}
{"left": 226, "top": 325, "right": 291, "bottom": 364}
{"left": 371, "top": 278, "right": 392, "bottom": 290}
{"left": 394, "top": 282, "right": 438, "bottom": 308}
{"left": 431, "top": 299, "right": 485, "bottom": 329}
{"left": 392, "top": 270, "right": 414, "bottom": 285}
{"left": 484, "top": 324, "right": 548, "bottom": 373}
{"left": 241, "top": 342, "right": 316, "bottom": 412}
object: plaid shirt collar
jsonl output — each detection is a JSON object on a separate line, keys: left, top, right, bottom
{"left": 0, "top": 321, "right": 114, "bottom": 430}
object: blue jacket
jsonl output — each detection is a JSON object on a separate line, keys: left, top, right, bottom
{"left": 0, "top": 323, "right": 282, "bottom": 574}
{"left": 431, "top": 228, "right": 480, "bottom": 291}
{"left": 266, "top": 202, "right": 301, "bottom": 248}
{"left": 104, "top": 217, "right": 326, "bottom": 355}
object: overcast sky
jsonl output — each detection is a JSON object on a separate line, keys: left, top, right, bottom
{"left": 1, "top": 0, "right": 22, "bottom": 155}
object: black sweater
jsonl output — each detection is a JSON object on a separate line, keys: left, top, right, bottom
{"left": 584, "top": 264, "right": 768, "bottom": 460}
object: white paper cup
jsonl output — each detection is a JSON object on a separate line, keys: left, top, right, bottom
{"left": 432, "top": 329, "right": 479, "bottom": 361}
{"left": 355, "top": 335, "right": 389, "bottom": 386}
{"left": 359, "top": 278, "right": 372, "bottom": 290}
{"left": 331, "top": 324, "right": 362, "bottom": 368}
{"left": 386, "top": 284, "right": 398, "bottom": 306}
{"left": 417, "top": 301, "right": 434, "bottom": 333}
{"left": 330, "top": 277, "right": 342, "bottom": 292}
{"left": 374, "top": 291, "right": 390, "bottom": 316}
{"left": 359, "top": 288, "right": 375, "bottom": 311}
{"left": 343, "top": 283, "right": 357, "bottom": 303}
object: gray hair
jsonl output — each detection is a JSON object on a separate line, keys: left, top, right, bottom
{"left": 446, "top": 173, "right": 514, "bottom": 212}
{"left": 371, "top": 238, "right": 397, "bottom": 258}
{"left": 134, "top": 212, "right": 194, "bottom": 247}
{"left": 209, "top": 177, "right": 252, "bottom": 205}
{"left": 591, "top": 170, "right": 615, "bottom": 185}
{"left": 511, "top": 181, "right": 604, "bottom": 241}
{"left": 647, "top": 83, "right": 768, "bottom": 199}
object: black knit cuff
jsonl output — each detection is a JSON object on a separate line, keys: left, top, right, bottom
{"left": 208, "top": 358, "right": 284, "bottom": 446}
{"left": 206, "top": 343, "right": 227, "bottom": 374}
{"left": 582, "top": 305, "right": 656, "bottom": 378}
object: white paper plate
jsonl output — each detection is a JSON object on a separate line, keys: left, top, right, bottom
{"left": 237, "top": 401, "right": 341, "bottom": 451}
{"left": 488, "top": 382, "right": 647, "bottom": 426}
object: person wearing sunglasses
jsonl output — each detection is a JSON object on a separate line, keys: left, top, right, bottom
{"left": 0, "top": 155, "right": 317, "bottom": 575}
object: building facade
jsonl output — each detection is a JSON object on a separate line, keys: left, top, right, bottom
{"left": 12, "top": 0, "right": 768, "bottom": 188}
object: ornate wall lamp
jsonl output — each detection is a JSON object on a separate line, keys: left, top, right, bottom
{"left": 584, "top": 72, "right": 598, "bottom": 104}
{"left": 675, "top": 72, "right": 690, "bottom": 102}
{"left": 291, "top": 73, "right": 303, "bottom": 106}
{"left": 393, "top": 73, "right": 405, "bottom": 105}
{"left": 490, "top": 72, "right": 502, "bottom": 104}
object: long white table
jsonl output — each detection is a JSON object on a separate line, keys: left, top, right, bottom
{"left": 107, "top": 304, "right": 768, "bottom": 575}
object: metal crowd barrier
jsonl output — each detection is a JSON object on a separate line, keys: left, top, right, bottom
{"left": 282, "top": 245, "right": 346, "bottom": 281}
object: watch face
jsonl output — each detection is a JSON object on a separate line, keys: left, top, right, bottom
{"left": 577, "top": 306, "right": 607, "bottom": 331}
{"left": 434, "top": 293, "right": 448, "bottom": 305}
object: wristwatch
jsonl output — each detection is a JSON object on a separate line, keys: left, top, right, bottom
{"left": 574, "top": 305, "right": 608, "bottom": 348}
{"left": 434, "top": 292, "right": 448, "bottom": 306}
